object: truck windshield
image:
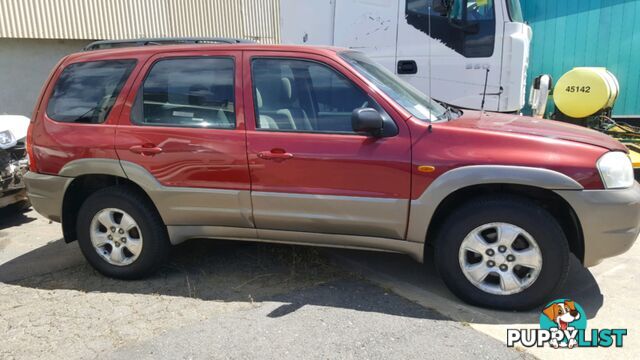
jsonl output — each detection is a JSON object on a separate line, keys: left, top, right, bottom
{"left": 507, "top": 0, "right": 524, "bottom": 23}
{"left": 340, "top": 51, "right": 448, "bottom": 122}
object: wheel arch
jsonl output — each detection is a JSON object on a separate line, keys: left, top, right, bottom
{"left": 59, "top": 159, "right": 160, "bottom": 243}
{"left": 58, "top": 158, "right": 254, "bottom": 244}
{"left": 408, "top": 166, "right": 585, "bottom": 263}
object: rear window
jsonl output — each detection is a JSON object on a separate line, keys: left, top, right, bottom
{"left": 46, "top": 60, "right": 136, "bottom": 123}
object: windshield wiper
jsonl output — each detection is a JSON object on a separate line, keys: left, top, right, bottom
{"left": 436, "top": 101, "right": 461, "bottom": 121}
{"left": 436, "top": 105, "right": 454, "bottom": 121}
{"left": 444, "top": 107, "right": 454, "bottom": 121}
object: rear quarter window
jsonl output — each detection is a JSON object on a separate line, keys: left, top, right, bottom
{"left": 46, "top": 60, "right": 136, "bottom": 123}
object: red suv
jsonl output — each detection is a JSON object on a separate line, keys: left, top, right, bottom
{"left": 25, "top": 40, "right": 640, "bottom": 310}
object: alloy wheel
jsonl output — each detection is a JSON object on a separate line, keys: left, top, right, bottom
{"left": 458, "top": 222, "right": 543, "bottom": 296}
{"left": 89, "top": 208, "right": 143, "bottom": 266}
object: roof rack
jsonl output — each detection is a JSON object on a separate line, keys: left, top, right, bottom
{"left": 82, "top": 37, "right": 256, "bottom": 51}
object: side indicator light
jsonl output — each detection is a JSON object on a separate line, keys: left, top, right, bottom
{"left": 417, "top": 165, "right": 436, "bottom": 173}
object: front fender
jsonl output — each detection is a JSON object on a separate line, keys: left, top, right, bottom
{"left": 406, "top": 165, "right": 584, "bottom": 243}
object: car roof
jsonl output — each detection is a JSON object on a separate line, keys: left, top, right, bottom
{"left": 64, "top": 43, "right": 348, "bottom": 63}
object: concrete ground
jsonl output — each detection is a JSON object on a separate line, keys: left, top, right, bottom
{"left": 330, "top": 242, "right": 640, "bottom": 359}
{"left": 0, "top": 209, "right": 533, "bottom": 360}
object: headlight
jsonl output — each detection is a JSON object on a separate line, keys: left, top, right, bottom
{"left": 597, "top": 151, "right": 634, "bottom": 189}
{"left": 0, "top": 130, "right": 15, "bottom": 147}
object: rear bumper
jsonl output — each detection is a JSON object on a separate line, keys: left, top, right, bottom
{"left": 556, "top": 183, "right": 640, "bottom": 267}
{"left": 24, "top": 171, "right": 72, "bottom": 222}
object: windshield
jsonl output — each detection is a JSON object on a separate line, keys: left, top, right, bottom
{"left": 506, "top": 0, "right": 524, "bottom": 23}
{"left": 340, "top": 51, "right": 449, "bottom": 122}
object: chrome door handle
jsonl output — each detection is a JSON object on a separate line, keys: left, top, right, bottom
{"left": 257, "top": 150, "right": 294, "bottom": 161}
{"left": 129, "top": 144, "right": 163, "bottom": 156}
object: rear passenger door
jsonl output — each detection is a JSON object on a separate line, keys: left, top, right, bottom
{"left": 115, "top": 50, "right": 253, "bottom": 228}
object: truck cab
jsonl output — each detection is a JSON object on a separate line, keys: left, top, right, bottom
{"left": 280, "top": 0, "right": 531, "bottom": 112}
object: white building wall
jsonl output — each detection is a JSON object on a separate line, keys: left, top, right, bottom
{"left": 0, "top": 38, "right": 92, "bottom": 116}
{"left": 0, "top": 0, "right": 281, "bottom": 116}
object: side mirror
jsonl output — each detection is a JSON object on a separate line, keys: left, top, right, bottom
{"left": 352, "top": 108, "right": 384, "bottom": 137}
{"left": 529, "top": 74, "right": 553, "bottom": 118}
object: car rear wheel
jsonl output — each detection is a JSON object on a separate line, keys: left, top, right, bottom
{"left": 434, "top": 196, "right": 570, "bottom": 310}
{"left": 76, "top": 186, "right": 170, "bottom": 279}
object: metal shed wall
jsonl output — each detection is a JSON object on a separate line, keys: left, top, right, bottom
{"left": 522, "top": 0, "right": 640, "bottom": 117}
{"left": 0, "top": 0, "right": 280, "bottom": 43}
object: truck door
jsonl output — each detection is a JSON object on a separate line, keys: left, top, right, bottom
{"left": 396, "top": 0, "right": 504, "bottom": 111}
{"left": 333, "top": 0, "right": 400, "bottom": 72}
{"left": 280, "top": 0, "right": 336, "bottom": 45}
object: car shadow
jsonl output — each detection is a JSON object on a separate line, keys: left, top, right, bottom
{"left": 0, "top": 239, "right": 450, "bottom": 322}
{"left": 0, "top": 203, "right": 36, "bottom": 230}
{"left": 328, "top": 247, "right": 604, "bottom": 325}
{"left": 0, "top": 237, "right": 603, "bottom": 324}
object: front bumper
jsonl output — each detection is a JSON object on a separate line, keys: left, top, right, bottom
{"left": 1, "top": 158, "right": 28, "bottom": 208}
{"left": 0, "top": 188, "right": 27, "bottom": 208}
{"left": 556, "top": 182, "right": 640, "bottom": 267}
{"left": 24, "top": 171, "right": 73, "bottom": 222}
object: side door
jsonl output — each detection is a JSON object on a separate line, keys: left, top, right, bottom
{"left": 243, "top": 51, "right": 412, "bottom": 240}
{"left": 115, "top": 50, "right": 254, "bottom": 229}
{"left": 397, "top": 0, "right": 503, "bottom": 110}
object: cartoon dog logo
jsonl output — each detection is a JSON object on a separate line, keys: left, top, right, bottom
{"left": 542, "top": 300, "right": 581, "bottom": 348}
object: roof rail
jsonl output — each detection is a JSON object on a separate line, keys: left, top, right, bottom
{"left": 82, "top": 37, "right": 256, "bottom": 51}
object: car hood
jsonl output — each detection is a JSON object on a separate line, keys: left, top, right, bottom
{"left": 445, "top": 111, "right": 627, "bottom": 151}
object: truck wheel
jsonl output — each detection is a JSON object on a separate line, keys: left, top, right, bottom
{"left": 434, "top": 196, "right": 570, "bottom": 310}
{"left": 76, "top": 186, "right": 170, "bottom": 279}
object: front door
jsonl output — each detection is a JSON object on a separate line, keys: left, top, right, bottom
{"left": 243, "top": 51, "right": 412, "bottom": 240}
{"left": 115, "top": 50, "right": 253, "bottom": 228}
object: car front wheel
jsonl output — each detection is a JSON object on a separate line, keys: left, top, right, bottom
{"left": 434, "top": 196, "right": 570, "bottom": 310}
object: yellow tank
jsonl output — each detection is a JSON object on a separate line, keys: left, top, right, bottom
{"left": 553, "top": 67, "right": 619, "bottom": 118}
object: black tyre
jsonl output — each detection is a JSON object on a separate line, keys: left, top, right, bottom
{"left": 76, "top": 186, "right": 170, "bottom": 279}
{"left": 434, "top": 195, "right": 570, "bottom": 310}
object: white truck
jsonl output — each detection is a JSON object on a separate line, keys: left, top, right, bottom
{"left": 280, "top": 0, "right": 531, "bottom": 113}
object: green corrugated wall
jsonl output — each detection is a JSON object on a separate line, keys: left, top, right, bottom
{"left": 521, "top": 0, "right": 640, "bottom": 117}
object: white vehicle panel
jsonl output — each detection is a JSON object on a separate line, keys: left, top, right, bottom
{"left": 333, "top": 0, "right": 399, "bottom": 71}
{"left": 0, "top": 115, "right": 30, "bottom": 141}
{"left": 280, "top": 0, "right": 336, "bottom": 45}
{"left": 395, "top": 0, "right": 505, "bottom": 111}
{"left": 279, "top": 0, "right": 531, "bottom": 113}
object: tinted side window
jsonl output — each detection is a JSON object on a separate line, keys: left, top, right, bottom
{"left": 46, "top": 60, "right": 136, "bottom": 123}
{"left": 405, "top": 0, "right": 496, "bottom": 58}
{"left": 132, "top": 57, "right": 235, "bottom": 129}
{"left": 406, "top": 0, "right": 449, "bottom": 16}
{"left": 252, "top": 58, "right": 393, "bottom": 134}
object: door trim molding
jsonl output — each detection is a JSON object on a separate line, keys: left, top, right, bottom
{"left": 251, "top": 191, "right": 409, "bottom": 239}
{"left": 166, "top": 225, "right": 424, "bottom": 262}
